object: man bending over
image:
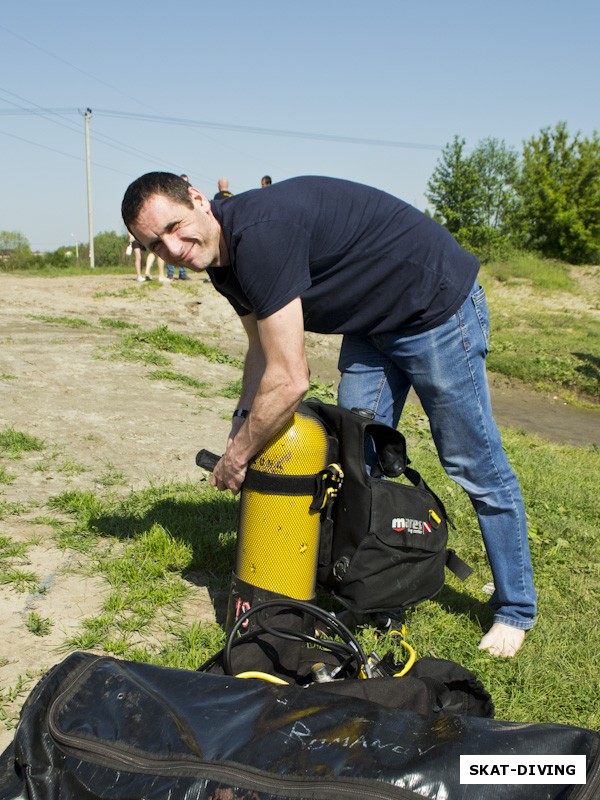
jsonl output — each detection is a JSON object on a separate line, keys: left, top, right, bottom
{"left": 122, "top": 172, "right": 536, "bottom": 657}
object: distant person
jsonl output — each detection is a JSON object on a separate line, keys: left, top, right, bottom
{"left": 127, "top": 233, "right": 168, "bottom": 283}
{"left": 261, "top": 175, "right": 272, "bottom": 187}
{"left": 214, "top": 177, "right": 234, "bottom": 200}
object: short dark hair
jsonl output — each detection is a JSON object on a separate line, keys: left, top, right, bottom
{"left": 122, "top": 172, "right": 193, "bottom": 229}
{"left": 261, "top": 175, "right": 272, "bottom": 186}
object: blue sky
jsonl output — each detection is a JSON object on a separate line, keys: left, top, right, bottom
{"left": 1, "top": 0, "right": 598, "bottom": 252}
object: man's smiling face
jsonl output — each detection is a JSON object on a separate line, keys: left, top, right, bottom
{"left": 130, "top": 187, "right": 225, "bottom": 271}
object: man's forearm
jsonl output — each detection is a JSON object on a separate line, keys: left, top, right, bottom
{"left": 231, "top": 373, "right": 306, "bottom": 465}
{"left": 212, "top": 366, "right": 308, "bottom": 493}
{"left": 211, "top": 300, "right": 309, "bottom": 493}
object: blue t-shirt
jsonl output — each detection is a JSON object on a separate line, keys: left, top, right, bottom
{"left": 208, "top": 176, "right": 479, "bottom": 336}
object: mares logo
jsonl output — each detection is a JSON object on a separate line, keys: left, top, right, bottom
{"left": 392, "top": 517, "right": 431, "bottom": 535}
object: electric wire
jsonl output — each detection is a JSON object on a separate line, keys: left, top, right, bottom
{"left": 0, "top": 106, "right": 443, "bottom": 152}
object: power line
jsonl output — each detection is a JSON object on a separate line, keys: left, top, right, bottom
{"left": 0, "top": 106, "right": 443, "bottom": 151}
{"left": 0, "top": 127, "right": 131, "bottom": 176}
{"left": 0, "top": 92, "right": 201, "bottom": 178}
{"left": 0, "top": 24, "right": 162, "bottom": 113}
{"left": 95, "top": 109, "right": 444, "bottom": 150}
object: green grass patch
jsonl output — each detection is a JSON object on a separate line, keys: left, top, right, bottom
{"left": 0, "top": 568, "right": 39, "bottom": 593}
{"left": 108, "top": 337, "right": 172, "bottom": 366}
{"left": 218, "top": 378, "right": 243, "bottom": 399}
{"left": 0, "top": 535, "right": 29, "bottom": 562}
{"left": 0, "top": 428, "right": 45, "bottom": 457}
{"left": 484, "top": 253, "right": 576, "bottom": 291}
{"left": 0, "top": 500, "right": 26, "bottom": 519}
{"left": 306, "top": 380, "right": 337, "bottom": 403}
{"left": 26, "top": 314, "right": 93, "bottom": 328}
{"left": 0, "top": 262, "right": 135, "bottom": 278}
{"left": 96, "top": 463, "right": 127, "bottom": 488}
{"left": 147, "top": 370, "right": 211, "bottom": 392}
{"left": 0, "top": 466, "right": 16, "bottom": 484}
{"left": 25, "top": 612, "right": 53, "bottom": 637}
{"left": 57, "top": 460, "right": 87, "bottom": 477}
{"left": 487, "top": 307, "right": 599, "bottom": 403}
{"left": 99, "top": 318, "right": 140, "bottom": 330}
{"left": 125, "top": 326, "right": 243, "bottom": 367}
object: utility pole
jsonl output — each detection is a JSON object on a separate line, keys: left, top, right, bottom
{"left": 80, "top": 108, "right": 95, "bottom": 269}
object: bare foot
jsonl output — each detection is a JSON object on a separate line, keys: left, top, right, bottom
{"left": 478, "top": 622, "right": 526, "bottom": 657}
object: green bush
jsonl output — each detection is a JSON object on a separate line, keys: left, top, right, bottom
{"left": 94, "top": 231, "right": 128, "bottom": 267}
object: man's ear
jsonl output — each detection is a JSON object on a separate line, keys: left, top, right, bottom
{"left": 188, "top": 185, "right": 209, "bottom": 209}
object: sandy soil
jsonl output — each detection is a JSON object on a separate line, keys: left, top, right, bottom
{"left": 0, "top": 272, "right": 598, "bottom": 751}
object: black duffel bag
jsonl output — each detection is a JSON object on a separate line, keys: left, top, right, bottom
{"left": 1, "top": 652, "right": 598, "bottom": 800}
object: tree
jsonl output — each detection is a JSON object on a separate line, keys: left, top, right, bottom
{"left": 426, "top": 136, "right": 520, "bottom": 259}
{"left": 0, "top": 230, "right": 30, "bottom": 252}
{"left": 469, "top": 137, "right": 519, "bottom": 256}
{"left": 516, "top": 122, "right": 600, "bottom": 264}
{"left": 0, "top": 230, "right": 32, "bottom": 271}
{"left": 426, "top": 136, "right": 479, "bottom": 242}
{"left": 93, "top": 231, "right": 128, "bottom": 267}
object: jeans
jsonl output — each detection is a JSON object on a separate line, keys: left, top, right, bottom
{"left": 337, "top": 282, "right": 536, "bottom": 630}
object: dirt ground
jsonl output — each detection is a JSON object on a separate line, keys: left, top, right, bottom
{"left": 0, "top": 272, "right": 598, "bottom": 751}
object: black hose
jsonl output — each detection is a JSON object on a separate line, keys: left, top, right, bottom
{"left": 220, "top": 599, "right": 372, "bottom": 679}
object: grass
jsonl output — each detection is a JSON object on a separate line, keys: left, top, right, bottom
{"left": 484, "top": 252, "right": 577, "bottom": 291}
{"left": 146, "top": 370, "right": 211, "bottom": 393}
{"left": 219, "top": 378, "right": 243, "bottom": 399}
{"left": 480, "top": 259, "right": 600, "bottom": 406}
{"left": 25, "top": 613, "right": 53, "bottom": 637}
{"left": 105, "top": 324, "right": 242, "bottom": 371}
{"left": 486, "top": 303, "right": 599, "bottom": 403}
{"left": 99, "top": 318, "right": 139, "bottom": 330}
{"left": 26, "top": 314, "right": 93, "bottom": 328}
{"left": 0, "top": 428, "right": 45, "bottom": 457}
{"left": 124, "top": 325, "right": 243, "bottom": 367}
{"left": 96, "top": 463, "right": 127, "bottom": 487}
{"left": 0, "top": 466, "right": 16, "bottom": 485}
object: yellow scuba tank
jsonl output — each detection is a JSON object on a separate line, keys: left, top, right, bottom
{"left": 225, "top": 405, "right": 341, "bottom": 630}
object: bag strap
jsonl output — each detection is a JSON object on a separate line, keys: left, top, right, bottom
{"left": 244, "top": 463, "right": 344, "bottom": 512}
{"left": 403, "top": 466, "right": 451, "bottom": 524}
{"left": 446, "top": 549, "right": 473, "bottom": 580}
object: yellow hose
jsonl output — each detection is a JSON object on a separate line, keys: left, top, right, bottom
{"left": 235, "top": 671, "right": 290, "bottom": 685}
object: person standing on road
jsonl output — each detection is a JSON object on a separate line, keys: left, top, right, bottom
{"left": 127, "top": 232, "right": 168, "bottom": 282}
{"left": 121, "top": 172, "right": 536, "bottom": 658}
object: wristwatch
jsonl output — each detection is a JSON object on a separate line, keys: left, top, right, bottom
{"left": 232, "top": 408, "right": 249, "bottom": 419}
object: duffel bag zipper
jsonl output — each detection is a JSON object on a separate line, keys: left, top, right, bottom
{"left": 47, "top": 715, "right": 424, "bottom": 800}
{"left": 47, "top": 717, "right": 600, "bottom": 800}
